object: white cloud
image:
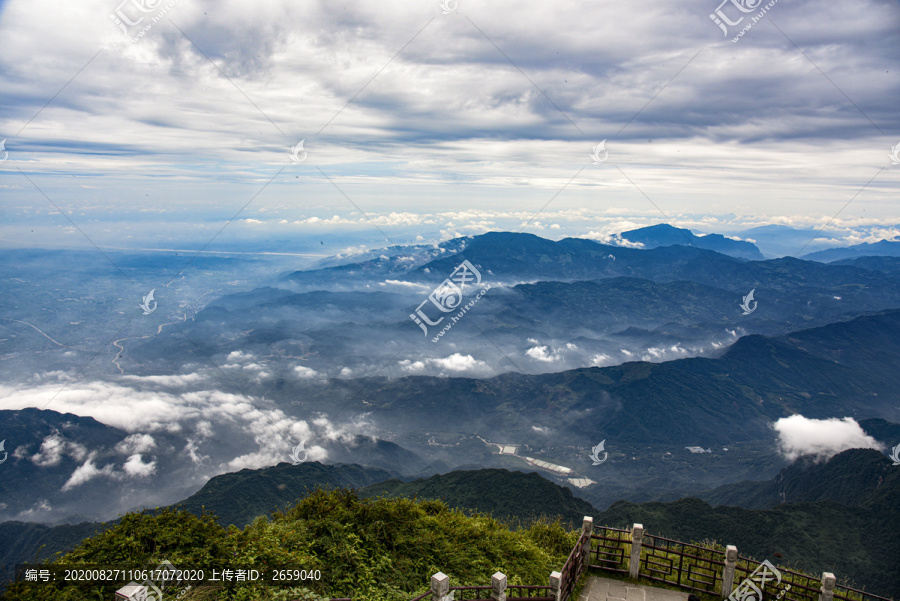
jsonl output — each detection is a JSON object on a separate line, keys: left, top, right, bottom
{"left": 121, "top": 374, "right": 206, "bottom": 386}
{"left": 122, "top": 454, "right": 157, "bottom": 477}
{"left": 773, "top": 415, "right": 883, "bottom": 462}
{"left": 293, "top": 365, "right": 321, "bottom": 379}
{"left": 114, "top": 433, "right": 157, "bottom": 455}
{"left": 380, "top": 279, "right": 430, "bottom": 291}
{"left": 61, "top": 452, "right": 117, "bottom": 491}
{"left": 398, "top": 353, "right": 490, "bottom": 375}
{"left": 30, "top": 434, "right": 88, "bottom": 467}
{"left": 589, "top": 353, "right": 612, "bottom": 366}
{"left": 526, "top": 343, "right": 577, "bottom": 363}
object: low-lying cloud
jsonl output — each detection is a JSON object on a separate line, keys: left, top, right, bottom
{"left": 773, "top": 415, "right": 883, "bottom": 462}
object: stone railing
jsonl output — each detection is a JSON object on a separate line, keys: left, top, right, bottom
{"left": 409, "top": 517, "right": 894, "bottom": 601}
{"left": 414, "top": 571, "right": 555, "bottom": 601}
{"left": 411, "top": 517, "right": 594, "bottom": 601}
{"left": 588, "top": 520, "right": 893, "bottom": 601}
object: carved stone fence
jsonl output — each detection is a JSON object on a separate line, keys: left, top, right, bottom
{"left": 587, "top": 520, "right": 893, "bottom": 601}
{"left": 410, "top": 517, "right": 894, "bottom": 601}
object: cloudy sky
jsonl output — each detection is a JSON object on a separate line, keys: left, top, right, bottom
{"left": 1, "top": 0, "right": 899, "bottom": 251}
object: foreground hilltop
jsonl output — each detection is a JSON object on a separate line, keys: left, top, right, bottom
{"left": 2, "top": 488, "right": 576, "bottom": 601}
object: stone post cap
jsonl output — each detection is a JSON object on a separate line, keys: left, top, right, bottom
{"left": 431, "top": 572, "right": 449, "bottom": 593}
{"left": 550, "top": 571, "right": 562, "bottom": 585}
{"left": 822, "top": 573, "right": 836, "bottom": 589}
{"left": 726, "top": 545, "right": 738, "bottom": 561}
{"left": 492, "top": 572, "right": 507, "bottom": 589}
{"left": 583, "top": 516, "right": 594, "bottom": 530}
{"left": 632, "top": 523, "right": 644, "bottom": 538}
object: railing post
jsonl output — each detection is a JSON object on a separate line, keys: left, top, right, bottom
{"left": 582, "top": 516, "right": 593, "bottom": 573}
{"left": 491, "top": 572, "right": 507, "bottom": 601}
{"left": 721, "top": 545, "right": 738, "bottom": 597}
{"left": 820, "top": 573, "right": 836, "bottom": 601}
{"left": 629, "top": 523, "right": 644, "bottom": 579}
{"left": 431, "top": 572, "right": 449, "bottom": 601}
{"left": 550, "top": 571, "right": 562, "bottom": 601}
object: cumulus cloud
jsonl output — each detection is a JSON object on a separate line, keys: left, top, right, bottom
{"left": 30, "top": 434, "right": 88, "bottom": 467}
{"left": 0, "top": 379, "right": 366, "bottom": 473}
{"left": 640, "top": 344, "right": 690, "bottom": 362}
{"left": 525, "top": 343, "right": 577, "bottom": 362}
{"left": 122, "top": 454, "right": 157, "bottom": 478}
{"left": 773, "top": 415, "right": 883, "bottom": 462}
{"left": 582, "top": 231, "right": 646, "bottom": 248}
{"left": 589, "top": 353, "right": 612, "bottom": 366}
{"left": 61, "top": 452, "right": 118, "bottom": 491}
{"left": 114, "top": 433, "right": 157, "bottom": 455}
{"left": 293, "top": 365, "right": 321, "bottom": 379}
{"left": 398, "top": 353, "right": 490, "bottom": 375}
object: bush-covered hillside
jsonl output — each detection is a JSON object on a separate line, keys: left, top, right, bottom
{"left": 1, "top": 488, "right": 577, "bottom": 601}
{"left": 358, "top": 468, "right": 597, "bottom": 529}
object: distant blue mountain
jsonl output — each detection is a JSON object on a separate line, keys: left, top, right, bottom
{"left": 802, "top": 240, "right": 900, "bottom": 262}
{"left": 732, "top": 225, "right": 827, "bottom": 258}
{"left": 619, "top": 224, "right": 764, "bottom": 260}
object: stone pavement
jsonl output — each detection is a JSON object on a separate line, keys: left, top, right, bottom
{"left": 578, "top": 575, "right": 693, "bottom": 601}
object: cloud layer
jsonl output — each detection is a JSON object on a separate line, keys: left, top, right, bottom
{"left": 1, "top": 0, "right": 898, "bottom": 251}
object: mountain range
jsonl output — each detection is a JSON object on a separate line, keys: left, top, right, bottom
{"left": 3, "top": 446, "right": 898, "bottom": 597}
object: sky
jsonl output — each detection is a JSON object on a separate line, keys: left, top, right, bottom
{"left": 1, "top": 0, "right": 899, "bottom": 252}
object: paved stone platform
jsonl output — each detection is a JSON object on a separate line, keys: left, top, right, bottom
{"left": 578, "top": 575, "right": 692, "bottom": 601}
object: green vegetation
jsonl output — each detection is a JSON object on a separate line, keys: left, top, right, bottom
{"left": 358, "top": 468, "right": 596, "bottom": 530}
{"left": 171, "top": 461, "right": 398, "bottom": 529}
{"left": 1, "top": 488, "right": 577, "bottom": 601}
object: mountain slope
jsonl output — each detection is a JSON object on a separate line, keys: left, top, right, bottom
{"left": 169, "top": 460, "right": 399, "bottom": 528}
{"left": 358, "top": 468, "right": 598, "bottom": 528}
{"left": 599, "top": 450, "right": 900, "bottom": 597}
{"left": 619, "top": 224, "right": 764, "bottom": 260}
{"left": 0, "top": 461, "right": 400, "bottom": 589}
{"left": 311, "top": 309, "right": 900, "bottom": 448}
{"left": 699, "top": 448, "right": 896, "bottom": 509}
{"left": 803, "top": 240, "right": 900, "bottom": 262}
